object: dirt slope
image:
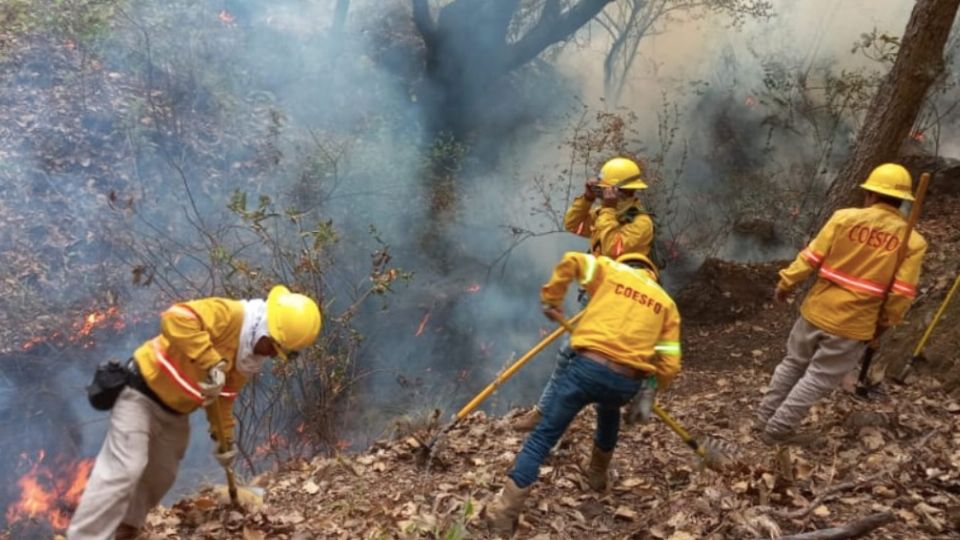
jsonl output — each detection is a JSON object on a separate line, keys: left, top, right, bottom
{"left": 66, "top": 193, "right": 960, "bottom": 540}
{"left": 139, "top": 368, "right": 959, "bottom": 539}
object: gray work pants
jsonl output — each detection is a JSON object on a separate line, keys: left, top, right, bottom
{"left": 757, "top": 317, "right": 866, "bottom": 436}
{"left": 68, "top": 387, "right": 190, "bottom": 539}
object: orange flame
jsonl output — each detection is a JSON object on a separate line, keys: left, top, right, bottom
{"left": 911, "top": 131, "right": 925, "bottom": 142}
{"left": 218, "top": 10, "right": 236, "bottom": 25}
{"left": 20, "top": 305, "right": 126, "bottom": 351}
{"left": 414, "top": 312, "right": 431, "bottom": 337}
{"left": 5, "top": 451, "right": 94, "bottom": 531}
{"left": 745, "top": 96, "right": 757, "bottom": 108}
{"left": 465, "top": 284, "right": 481, "bottom": 293}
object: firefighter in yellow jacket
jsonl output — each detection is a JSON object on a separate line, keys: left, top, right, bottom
{"left": 68, "top": 286, "right": 321, "bottom": 540}
{"left": 756, "top": 164, "right": 927, "bottom": 445}
{"left": 564, "top": 157, "right": 655, "bottom": 258}
{"left": 486, "top": 252, "right": 681, "bottom": 535}
{"left": 514, "top": 157, "right": 656, "bottom": 431}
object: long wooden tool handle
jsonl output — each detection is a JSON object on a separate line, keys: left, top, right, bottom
{"left": 860, "top": 171, "right": 930, "bottom": 389}
{"left": 453, "top": 311, "right": 585, "bottom": 421}
{"left": 211, "top": 398, "right": 239, "bottom": 504}
{"left": 902, "top": 172, "right": 930, "bottom": 248}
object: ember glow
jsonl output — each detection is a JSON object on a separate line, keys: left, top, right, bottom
{"left": 20, "top": 305, "right": 125, "bottom": 352}
{"left": 5, "top": 451, "right": 94, "bottom": 531}
{"left": 465, "top": 284, "right": 482, "bottom": 293}
{"left": 911, "top": 130, "right": 925, "bottom": 142}
{"left": 414, "top": 312, "right": 431, "bottom": 337}
{"left": 253, "top": 433, "right": 288, "bottom": 458}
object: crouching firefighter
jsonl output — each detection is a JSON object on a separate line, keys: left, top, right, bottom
{"left": 756, "top": 163, "right": 927, "bottom": 445}
{"left": 68, "top": 286, "right": 322, "bottom": 540}
{"left": 514, "top": 157, "right": 656, "bottom": 432}
{"left": 486, "top": 252, "right": 681, "bottom": 536}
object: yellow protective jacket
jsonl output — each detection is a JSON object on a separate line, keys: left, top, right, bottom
{"left": 778, "top": 203, "right": 927, "bottom": 341}
{"left": 564, "top": 196, "right": 654, "bottom": 257}
{"left": 133, "top": 298, "right": 248, "bottom": 443}
{"left": 542, "top": 252, "right": 682, "bottom": 387}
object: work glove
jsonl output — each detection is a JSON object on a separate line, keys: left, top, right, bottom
{"left": 601, "top": 186, "right": 619, "bottom": 208}
{"left": 584, "top": 179, "right": 599, "bottom": 202}
{"left": 624, "top": 377, "right": 657, "bottom": 425}
{"left": 541, "top": 304, "right": 564, "bottom": 324}
{"left": 198, "top": 361, "right": 227, "bottom": 401}
{"left": 213, "top": 441, "right": 237, "bottom": 469}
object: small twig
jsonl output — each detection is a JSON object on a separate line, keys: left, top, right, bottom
{"left": 756, "top": 471, "right": 887, "bottom": 520}
{"left": 773, "top": 512, "right": 894, "bottom": 540}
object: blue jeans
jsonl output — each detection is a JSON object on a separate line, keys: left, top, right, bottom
{"left": 535, "top": 340, "right": 575, "bottom": 412}
{"left": 509, "top": 356, "right": 642, "bottom": 488}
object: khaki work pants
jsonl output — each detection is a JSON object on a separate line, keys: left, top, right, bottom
{"left": 757, "top": 317, "right": 866, "bottom": 436}
{"left": 68, "top": 387, "right": 190, "bottom": 540}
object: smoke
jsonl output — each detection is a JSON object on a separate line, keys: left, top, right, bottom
{"left": 1, "top": 0, "right": 956, "bottom": 530}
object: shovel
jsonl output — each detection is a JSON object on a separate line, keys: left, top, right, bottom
{"left": 416, "top": 311, "right": 585, "bottom": 465}
{"left": 209, "top": 399, "right": 265, "bottom": 509}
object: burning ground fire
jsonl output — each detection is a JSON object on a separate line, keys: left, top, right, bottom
{"left": 20, "top": 305, "right": 126, "bottom": 352}
{"left": 4, "top": 451, "right": 94, "bottom": 531}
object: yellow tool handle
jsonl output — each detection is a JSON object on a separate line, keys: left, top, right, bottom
{"left": 453, "top": 311, "right": 585, "bottom": 421}
{"left": 652, "top": 403, "right": 706, "bottom": 458}
{"left": 912, "top": 273, "right": 960, "bottom": 357}
{"left": 211, "top": 398, "right": 239, "bottom": 504}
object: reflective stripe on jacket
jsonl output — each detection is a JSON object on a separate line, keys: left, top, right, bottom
{"left": 133, "top": 298, "right": 248, "bottom": 442}
{"left": 778, "top": 203, "right": 927, "bottom": 341}
{"left": 541, "top": 252, "right": 681, "bottom": 388}
{"left": 563, "top": 196, "right": 654, "bottom": 258}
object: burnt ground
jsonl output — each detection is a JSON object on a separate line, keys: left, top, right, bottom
{"left": 121, "top": 194, "right": 960, "bottom": 540}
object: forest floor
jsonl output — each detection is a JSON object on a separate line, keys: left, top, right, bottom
{"left": 133, "top": 192, "right": 960, "bottom": 540}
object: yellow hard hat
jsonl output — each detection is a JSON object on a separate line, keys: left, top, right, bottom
{"left": 859, "top": 163, "right": 914, "bottom": 201}
{"left": 616, "top": 253, "right": 659, "bottom": 281}
{"left": 599, "top": 158, "right": 648, "bottom": 190}
{"left": 266, "top": 285, "right": 322, "bottom": 360}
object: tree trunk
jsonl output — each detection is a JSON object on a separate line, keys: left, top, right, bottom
{"left": 411, "top": 0, "right": 613, "bottom": 139}
{"left": 817, "top": 0, "right": 959, "bottom": 226}
{"left": 409, "top": 0, "right": 613, "bottom": 271}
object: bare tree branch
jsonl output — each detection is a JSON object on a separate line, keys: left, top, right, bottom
{"left": 773, "top": 512, "right": 895, "bottom": 540}
{"left": 505, "top": 0, "right": 615, "bottom": 72}
{"left": 411, "top": 0, "right": 436, "bottom": 45}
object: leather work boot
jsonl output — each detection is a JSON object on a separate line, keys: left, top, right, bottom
{"left": 759, "top": 429, "right": 821, "bottom": 448}
{"left": 512, "top": 407, "right": 541, "bottom": 432}
{"left": 581, "top": 445, "right": 614, "bottom": 492}
{"left": 115, "top": 523, "right": 140, "bottom": 540}
{"left": 485, "top": 478, "right": 531, "bottom": 537}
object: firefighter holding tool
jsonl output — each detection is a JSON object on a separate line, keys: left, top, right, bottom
{"left": 68, "top": 286, "right": 321, "bottom": 540}
{"left": 486, "top": 251, "right": 681, "bottom": 535}
{"left": 756, "top": 164, "right": 927, "bottom": 445}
